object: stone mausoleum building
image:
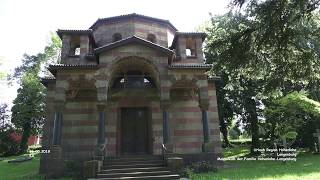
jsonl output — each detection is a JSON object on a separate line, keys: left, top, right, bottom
{"left": 40, "top": 14, "right": 222, "bottom": 178}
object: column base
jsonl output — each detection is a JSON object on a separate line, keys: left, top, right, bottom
{"left": 51, "top": 145, "right": 62, "bottom": 159}
{"left": 93, "top": 144, "right": 106, "bottom": 161}
{"left": 202, "top": 142, "right": 215, "bottom": 152}
{"left": 163, "top": 143, "right": 174, "bottom": 153}
{"left": 46, "top": 145, "right": 64, "bottom": 178}
{"left": 166, "top": 157, "right": 183, "bottom": 173}
{"left": 83, "top": 160, "right": 103, "bottom": 178}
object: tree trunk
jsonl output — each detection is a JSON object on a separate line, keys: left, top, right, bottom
{"left": 19, "top": 122, "right": 31, "bottom": 153}
{"left": 248, "top": 99, "right": 259, "bottom": 155}
{"left": 270, "top": 121, "right": 276, "bottom": 144}
{"left": 219, "top": 118, "right": 230, "bottom": 147}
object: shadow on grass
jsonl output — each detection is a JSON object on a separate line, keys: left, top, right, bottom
{"left": 193, "top": 151, "right": 320, "bottom": 180}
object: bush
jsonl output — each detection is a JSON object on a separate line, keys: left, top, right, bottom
{"left": 0, "top": 125, "right": 20, "bottom": 156}
{"left": 187, "top": 161, "right": 217, "bottom": 174}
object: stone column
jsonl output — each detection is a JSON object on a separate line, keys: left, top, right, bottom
{"left": 178, "top": 38, "right": 186, "bottom": 59}
{"left": 199, "top": 100, "right": 210, "bottom": 144}
{"left": 200, "top": 98, "right": 214, "bottom": 152}
{"left": 52, "top": 101, "right": 65, "bottom": 146}
{"left": 195, "top": 38, "right": 204, "bottom": 60}
{"left": 97, "top": 103, "right": 106, "bottom": 145}
{"left": 61, "top": 35, "right": 71, "bottom": 64}
{"left": 161, "top": 100, "right": 170, "bottom": 144}
{"left": 48, "top": 101, "right": 65, "bottom": 177}
{"left": 80, "top": 35, "right": 89, "bottom": 64}
{"left": 94, "top": 102, "right": 107, "bottom": 160}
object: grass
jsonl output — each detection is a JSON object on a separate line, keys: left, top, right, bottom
{"left": 0, "top": 154, "right": 44, "bottom": 180}
{"left": 192, "top": 145, "right": 320, "bottom": 180}
{"left": 1, "top": 143, "right": 320, "bottom": 180}
{"left": 0, "top": 153, "right": 71, "bottom": 180}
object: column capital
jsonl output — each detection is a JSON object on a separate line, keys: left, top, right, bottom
{"left": 54, "top": 101, "right": 65, "bottom": 111}
{"left": 199, "top": 98, "right": 209, "bottom": 110}
{"left": 160, "top": 100, "right": 171, "bottom": 110}
{"left": 97, "top": 102, "right": 107, "bottom": 111}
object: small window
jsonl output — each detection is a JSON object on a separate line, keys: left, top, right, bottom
{"left": 186, "top": 38, "right": 196, "bottom": 57}
{"left": 112, "top": 33, "right": 122, "bottom": 42}
{"left": 74, "top": 47, "right": 80, "bottom": 55}
{"left": 147, "top": 33, "right": 156, "bottom": 43}
{"left": 186, "top": 49, "right": 192, "bottom": 56}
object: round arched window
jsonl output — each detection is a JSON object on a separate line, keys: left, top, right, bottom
{"left": 147, "top": 33, "right": 156, "bottom": 43}
{"left": 112, "top": 33, "right": 122, "bottom": 42}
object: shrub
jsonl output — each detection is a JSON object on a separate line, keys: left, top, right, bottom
{"left": 0, "top": 125, "right": 20, "bottom": 156}
{"left": 190, "top": 161, "right": 217, "bottom": 173}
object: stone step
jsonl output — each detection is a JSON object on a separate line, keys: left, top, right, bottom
{"left": 100, "top": 167, "right": 169, "bottom": 174}
{"left": 97, "top": 170, "right": 174, "bottom": 178}
{"left": 88, "top": 174, "right": 180, "bottom": 180}
{"left": 104, "top": 160, "right": 163, "bottom": 165}
{"left": 103, "top": 163, "right": 164, "bottom": 169}
{"left": 105, "top": 156, "right": 162, "bottom": 162}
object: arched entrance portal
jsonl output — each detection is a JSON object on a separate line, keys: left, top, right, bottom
{"left": 109, "top": 56, "right": 159, "bottom": 155}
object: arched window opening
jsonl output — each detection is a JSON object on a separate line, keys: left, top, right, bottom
{"left": 186, "top": 38, "right": 196, "bottom": 57}
{"left": 74, "top": 46, "right": 80, "bottom": 55}
{"left": 69, "top": 35, "right": 81, "bottom": 56}
{"left": 113, "top": 33, "right": 122, "bottom": 42}
{"left": 112, "top": 71, "right": 156, "bottom": 89}
{"left": 147, "top": 33, "right": 156, "bottom": 43}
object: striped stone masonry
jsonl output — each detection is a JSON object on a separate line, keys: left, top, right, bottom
{"left": 41, "top": 15, "right": 223, "bottom": 178}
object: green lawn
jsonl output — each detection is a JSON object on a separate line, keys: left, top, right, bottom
{"left": 0, "top": 153, "right": 71, "bottom": 180}
{"left": 192, "top": 146, "right": 320, "bottom": 180}
{"left": 1, "top": 145, "right": 320, "bottom": 180}
{"left": 0, "top": 154, "right": 44, "bottom": 180}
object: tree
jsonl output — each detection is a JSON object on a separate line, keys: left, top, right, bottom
{"left": 0, "top": 103, "right": 20, "bottom": 156}
{"left": 205, "top": 0, "right": 320, "bottom": 153}
{"left": 11, "top": 73, "right": 45, "bottom": 153}
{"left": 265, "top": 92, "right": 320, "bottom": 149}
{"left": 0, "top": 103, "right": 9, "bottom": 128}
{"left": 10, "top": 33, "right": 61, "bottom": 153}
{"left": 8, "top": 32, "right": 61, "bottom": 82}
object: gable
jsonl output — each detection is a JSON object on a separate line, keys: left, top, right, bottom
{"left": 94, "top": 36, "right": 173, "bottom": 56}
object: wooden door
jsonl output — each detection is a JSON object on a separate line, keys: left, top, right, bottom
{"left": 121, "top": 108, "right": 148, "bottom": 155}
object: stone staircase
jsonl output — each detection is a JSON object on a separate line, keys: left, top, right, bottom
{"left": 88, "top": 155, "right": 180, "bottom": 180}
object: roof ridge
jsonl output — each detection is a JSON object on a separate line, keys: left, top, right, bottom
{"left": 90, "top": 13, "right": 177, "bottom": 31}
{"left": 93, "top": 35, "right": 173, "bottom": 55}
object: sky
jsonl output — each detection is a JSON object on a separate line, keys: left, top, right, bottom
{"left": 0, "top": 0, "right": 230, "bottom": 107}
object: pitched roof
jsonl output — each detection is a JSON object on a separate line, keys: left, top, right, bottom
{"left": 90, "top": 13, "right": 177, "bottom": 31}
{"left": 48, "top": 64, "right": 99, "bottom": 76}
{"left": 56, "top": 29, "right": 93, "bottom": 39}
{"left": 168, "top": 64, "right": 212, "bottom": 69}
{"left": 94, "top": 36, "right": 174, "bottom": 56}
{"left": 40, "top": 76, "right": 56, "bottom": 86}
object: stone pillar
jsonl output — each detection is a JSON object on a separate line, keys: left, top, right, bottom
{"left": 178, "top": 38, "right": 186, "bottom": 59}
{"left": 97, "top": 103, "right": 106, "bottom": 145}
{"left": 200, "top": 98, "right": 214, "bottom": 152}
{"left": 61, "top": 35, "right": 71, "bottom": 64}
{"left": 195, "top": 38, "right": 204, "bottom": 60}
{"left": 199, "top": 100, "right": 210, "bottom": 144}
{"left": 47, "top": 101, "right": 65, "bottom": 178}
{"left": 94, "top": 102, "right": 107, "bottom": 160}
{"left": 80, "top": 35, "right": 89, "bottom": 64}
{"left": 161, "top": 100, "right": 170, "bottom": 144}
{"left": 52, "top": 101, "right": 65, "bottom": 145}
